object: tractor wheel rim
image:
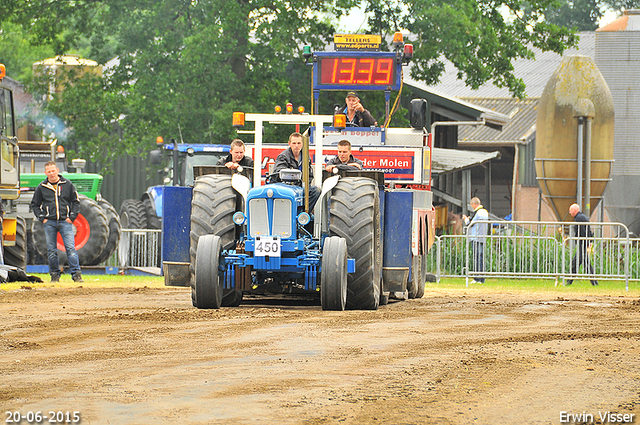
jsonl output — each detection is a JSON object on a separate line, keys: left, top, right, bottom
{"left": 56, "top": 214, "right": 90, "bottom": 250}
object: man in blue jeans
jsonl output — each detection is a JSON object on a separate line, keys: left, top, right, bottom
{"left": 30, "top": 161, "right": 83, "bottom": 282}
{"left": 463, "top": 197, "right": 489, "bottom": 284}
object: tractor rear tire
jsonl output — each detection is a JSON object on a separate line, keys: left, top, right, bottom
{"left": 118, "top": 199, "right": 148, "bottom": 267}
{"left": 4, "top": 216, "right": 27, "bottom": 270}
{"left": 32, "top": 195, "right": 109, "bottom": 266}
{"left": 190, "top": 175, "right": 242, "bottom": 308}
{"left": 329, "top": 177, "right": 381, "bottom": 310}
{"left": 321, "top": 237, "right": 348, "bottom": 311}
{"left": 143, "top": 197, "right": 161, "bottom": 229}
{"left": 194, "top": 235, "right": 223, "bottom": 309}
{"left": 27, "top": 227, "right": 46, "bottom": 265}
{"left": 119, "top": 199, "right": 147, "bottom": 229}
{"left": 408, "top": 254, "right": 427, "bottom": 299}
{"left": 93, "top": 199, "right": 122, "bottom": 265}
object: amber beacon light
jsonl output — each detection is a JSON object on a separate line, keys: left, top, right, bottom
{"left": 232, "top": 112, "right": 246, "bottom": 128}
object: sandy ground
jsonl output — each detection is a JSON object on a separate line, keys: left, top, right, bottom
{"left": 1, "top": 282, "right": 640, "bottom": 425}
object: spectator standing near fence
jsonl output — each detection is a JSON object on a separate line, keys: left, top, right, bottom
{"left": 463, "top": 197, "right": 488, "bottom": 284}
{"left": 30, "top": 161, "right": 82, "bottom": 283}
{"left": 566, "top": 203, "right": 598, "bottom": 286}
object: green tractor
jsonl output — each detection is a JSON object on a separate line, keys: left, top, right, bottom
{"left": 17, "top": 140, "right": 121, "bottom": 266}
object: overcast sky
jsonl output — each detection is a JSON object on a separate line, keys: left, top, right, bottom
{"left": 336, "top": 5, "right": 621, "bottom": 34}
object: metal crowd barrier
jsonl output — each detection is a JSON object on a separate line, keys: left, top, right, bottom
{"left": 426, "top": 221, "right": 632, "bottom": 290}
{"left": 111, "top": 223, "right": 637, "bottom": 291}
{"left": 112, "top": 228, "right": 162, "bottom": 269}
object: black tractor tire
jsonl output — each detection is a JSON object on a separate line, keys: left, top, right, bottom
{"left": 194, "top": 235, "right": 223, "bottom": 309}
{"left": 118, "top": 199, "right": 148, "bottom": 268}
{"left": 143, "top": 197, "right": 161, "bottom": 230}
{"left": 190, "top": 175, "right": 242, "bottom": 308}
{"left": 32, "top": 195, "right": 109, "bottom": 266}
{"left": 93, "top": 199, "right": 122, "bottom": 265}
{"left": 27, "top": 227, "right": 46, "bottom": 265}
{"left": 408, "top": 254, "right": 427, "bottom": 299}
{"left": 4, "top": 216, "right": 27, "bottom": 270}
{"left": 329, "top": 177, "right": 381, "bottom": 310}
{"left": 321, "top": 236, "right": 348, "bottom": 311}
{"left": 119, "top": 199, "right": 148, "bottom": 229}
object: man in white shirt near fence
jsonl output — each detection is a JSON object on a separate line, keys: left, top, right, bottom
{"left": 463, "top": 197, "right": 489, "bottom": 284}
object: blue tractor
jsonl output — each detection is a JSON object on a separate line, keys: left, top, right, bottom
{"left": 119, "top": 141, "right": 231, "bottom": 232}
{"left": 161, "top": 113, "right": 433, "bottom": 310}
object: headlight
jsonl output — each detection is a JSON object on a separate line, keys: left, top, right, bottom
{"left": 297, "top": 212, "right": 311, "bottom": 226}
{"left": 233, "top": 212, "right": 246, "bottom": 225}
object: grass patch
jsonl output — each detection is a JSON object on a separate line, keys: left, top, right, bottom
{"left": 0, "top": 274, "right": 167, "bottom": 291}
{"left": 427, "top": 278, "right": 640, "bottom": 297}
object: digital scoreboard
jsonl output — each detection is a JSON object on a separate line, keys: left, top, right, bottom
{"left": 313, "top": 52, "right": 401, "bottom": 91}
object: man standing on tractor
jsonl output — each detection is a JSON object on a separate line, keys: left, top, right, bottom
{"left": 336, "top": 91, "right": 377, "bottom": 128}
{"left": 218, "top": 138, "right": 254, "bottom": 170}
{"left": 325, "top": 139, "right": 364, "bottom": 172}
{"left": 272, "top": 132, "right": 321, "bottom": 211}
{"left": 31, "top": 161, "right": 83, "bottom": 283}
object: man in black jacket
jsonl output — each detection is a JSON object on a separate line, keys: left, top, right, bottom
{"left": 31, "top": 161, "right": 82, "bottom": 283}
{"left": 335, "top": 91, "right": 377, "bottom": 128}
{"left": 272, "top": 132, "right": 321, "bottom": 212}
{"left": 566, "top": 203, "right": 597, "bottom": 286}
{"left": 325, "top": 139, "right": 363, "bottom": 172}
{"left": 217, "top": 139, "right": 254, "bottom": 170}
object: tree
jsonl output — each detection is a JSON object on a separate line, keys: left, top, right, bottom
{"left": 2, "top": 0, "right": 580, "bottom": 169}
{"left": 365, "top": 0, "right": 578, "bottom": 98}
{"left": 541, "top": 0, "right": 603, "bottom": 31}
{"left": 540, "top": 0, "right": 640, "bottom": 32}
{"left": 0, "top": 22, "right": 55, "bottom": 82}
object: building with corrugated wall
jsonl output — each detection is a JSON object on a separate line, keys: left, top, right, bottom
{"left": 419, "top": 33, "right": 596, "bottom": 221}
{"left": 596, "top": 10, "right": 640, "bottom": 236}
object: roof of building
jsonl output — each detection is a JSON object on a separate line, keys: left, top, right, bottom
{"left": 404, "top": 81, "right": 510, "bottom": 130}
{"left": 419, "top": 32, "right": 595, "bottom": 99}
{"left": 33, "top": 55, "right": 100, "bottom": 68}
{"left": 431, "top": 147, "right": 501, "bottom": 175}
{"left": 457, "top": 97, "right": 538, "bottom": 146}
{"left": 598, "top": 9, "right": 640, "bottom": 32}
{"left": 413, "top": 32, "right": 597, "bottom": 146}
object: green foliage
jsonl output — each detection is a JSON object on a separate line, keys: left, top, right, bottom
{"left": 2, "top": 0, "right": 583, "bottom": 167}
{"left": 402, "top": 0, "right": 577, "bottom": 99}
{"left": 29, "top": 66, "right": 124, "bottom": 166}
{"left": 0, "top": 22, "right": 55, "bottom": 81}
{"left": 527, "top": 0, "right": 640, "bottom": 32}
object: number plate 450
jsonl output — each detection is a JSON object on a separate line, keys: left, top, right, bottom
{"left": 255, "top": 237, "right": 281, "bottom": 257}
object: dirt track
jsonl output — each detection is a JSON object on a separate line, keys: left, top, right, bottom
{"left": 1, "top": 283, "right": 640, "bottom": 425}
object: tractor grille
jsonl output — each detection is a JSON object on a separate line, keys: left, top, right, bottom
{"left": 248, "top": 198, "right": 292, "bottom": 238}
{"left": 70, "top": 178, "right": 102, "bottom": 194}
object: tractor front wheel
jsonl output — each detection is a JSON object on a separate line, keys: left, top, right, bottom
{"left": 190, "top": 175, "right": 242, "bottom": 308}
{"left": 321, "top": 236, "right": 348, "bottom": 311}
{"left": 194, "top": 235, "right": 223, "bottom": 309}
{"left": 408, "top": 254, "right": 427, "bottom": 299}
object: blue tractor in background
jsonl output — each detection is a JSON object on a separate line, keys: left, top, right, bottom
{"left": 118, "top": 141, "right": 230, "bottom": 232}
